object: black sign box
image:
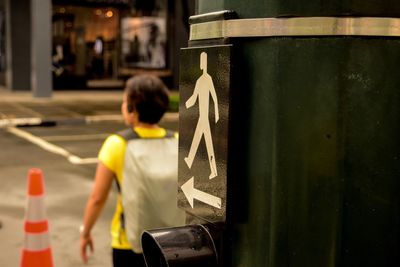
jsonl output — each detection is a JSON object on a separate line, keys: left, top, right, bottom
{"left": 178, "top": 45, "right": 231, "bottom": 223}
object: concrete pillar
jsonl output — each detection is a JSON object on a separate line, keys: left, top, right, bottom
{"left": 5, "top": 0, "right": 31, "bottom": 91}
{"left": 170, "top": 0, "right": 195, "bottom": 90}
{"left": 31, "top": 0, "right": 52, "bottom": 97}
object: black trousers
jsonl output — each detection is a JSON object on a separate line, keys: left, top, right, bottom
{"left": 112, "top": 248, "right": 146, "bottom": 267}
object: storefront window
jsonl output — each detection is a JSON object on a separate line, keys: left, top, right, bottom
{"left": 52, "top": 5, "right": 120, "bottom": 85}
{"left": 50, "top": 0, "right": 178, "bottom": 89}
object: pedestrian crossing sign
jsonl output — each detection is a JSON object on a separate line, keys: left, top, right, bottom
{"left": 178, "top": 44, "right": 231, "bottom": 223}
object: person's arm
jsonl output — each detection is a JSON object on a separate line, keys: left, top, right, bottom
{"left": 80, "top": 162, "right": 114, "bottom": 264}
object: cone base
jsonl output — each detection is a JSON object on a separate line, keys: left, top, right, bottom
{"left": 21, "top": 248, "right": 54, "bottom": 267}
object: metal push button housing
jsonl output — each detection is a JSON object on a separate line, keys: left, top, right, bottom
{"left": 141, "top": 225, "right": 218, "bottom": 267}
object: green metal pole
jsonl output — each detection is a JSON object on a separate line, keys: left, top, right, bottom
{"left": 197, "top": 0, "right": 400, "bottom": 18}
{"left": 192, "top": 1, "right": 400, "bottom": 267}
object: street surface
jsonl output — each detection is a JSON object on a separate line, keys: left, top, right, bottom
{"left": 0, "top": 117, "right": 177, "bottom": 266}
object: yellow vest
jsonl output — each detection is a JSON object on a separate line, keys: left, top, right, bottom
{"left": 98, "top": 127, "right": 177, "bottom": 249}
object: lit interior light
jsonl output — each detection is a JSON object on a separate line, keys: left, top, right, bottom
{"left": 105, "top": 10, "right": 114, "bottom": 18}
{"left": 95, "top": 9, "right": 102, "bottom": 16}
{"left": 59, "top": 7, "right": 66, "bottom": 13}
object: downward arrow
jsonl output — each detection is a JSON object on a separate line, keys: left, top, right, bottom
{"left": 181, "top": 177, "right": 222, "bottom": 209}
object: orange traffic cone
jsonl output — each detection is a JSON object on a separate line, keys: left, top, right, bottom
{"left": 20, "top": 168, "right": 54, "bottom": 267}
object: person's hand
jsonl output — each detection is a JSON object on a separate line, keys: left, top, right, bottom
{"left": 80, "top": 232, "right": 94, "bottom": 264}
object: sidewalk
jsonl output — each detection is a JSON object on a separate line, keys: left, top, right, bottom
{"left": 0, "top": 88, "right": 179, "bottom": 128}
{"left": 0, "top": 88, "right": 124, "bottom": 127}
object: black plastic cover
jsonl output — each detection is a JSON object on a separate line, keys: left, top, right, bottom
{"left": 141, "top": 225, "right": 217, "bottom": 267}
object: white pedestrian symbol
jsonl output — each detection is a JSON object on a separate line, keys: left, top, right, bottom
{"left": 184, "top": 52, "right": 219, "bottom": 179}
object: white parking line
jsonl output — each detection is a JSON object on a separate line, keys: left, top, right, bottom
{"left": 163, "top": 112, "right": 179, "bottom": 121}
{"left": 7, "top": 127, "right": 98, "bottom": 165}
{"left": 85, "top": 114, "right": 123, "bottom": 123}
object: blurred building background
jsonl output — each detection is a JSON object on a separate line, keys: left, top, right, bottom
{"left": 0, "top": 0, "right": 195, "bottom": 95}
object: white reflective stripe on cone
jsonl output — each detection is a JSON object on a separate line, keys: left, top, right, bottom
{"left": 24, "top": 232, "right": 50, "bottom": 251}
{"left": 26, "top": 196, "right": 46, "bottom": 221}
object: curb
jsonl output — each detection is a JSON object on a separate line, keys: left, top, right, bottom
{"left": 0, "top": 115, "right": 120, "bottom": 128}
{"left": 0, "top": 112, "right": 178, "bottom": 128}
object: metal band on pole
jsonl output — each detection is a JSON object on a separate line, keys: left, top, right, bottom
{"left": 190, "top": 17, "right": 400, "bottom": 40}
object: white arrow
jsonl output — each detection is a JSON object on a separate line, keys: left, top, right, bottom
{"left": 181, "top": 177, "right": 222, "bottom": 209}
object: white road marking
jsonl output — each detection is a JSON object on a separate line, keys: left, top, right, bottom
{"left": 68, "top": 155, "right": 98, "bottom": 165}
{"left": 85, "top": 112, "right": 177, "bottom": 123}
{"left": 7, "top": 127, "right": 98, "bottom": 165}
{"left": 85, "top": 114, "right": 123, "bottom": 123}
{"left": 163, "top": 112, "right": 179, "bottom": 121}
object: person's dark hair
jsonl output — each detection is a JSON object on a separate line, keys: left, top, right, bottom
{"left": 125, "top": 74, "right": 169, "bottom": 124}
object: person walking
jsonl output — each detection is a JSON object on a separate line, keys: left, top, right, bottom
{"left": 80, "top": 74, "right": 185, "bottom": 267}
